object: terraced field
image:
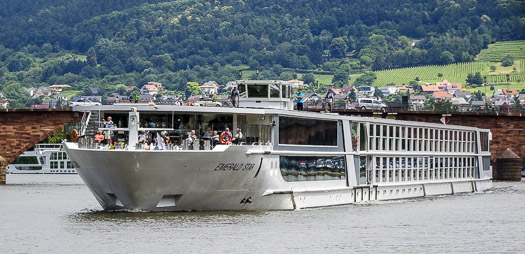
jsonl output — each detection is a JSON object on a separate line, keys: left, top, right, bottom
{"left": 476, "top": 40, "right": 525, "bottom": 62}
{"left": 373, "top": 62, "right": 489, "bottom": 86}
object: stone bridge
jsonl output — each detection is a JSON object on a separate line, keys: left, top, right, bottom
{"left": 0, "top": 108, "right": 523, "bottom": 184}
{"left": 0, "top": 109, "right": 81, "bottom": 184}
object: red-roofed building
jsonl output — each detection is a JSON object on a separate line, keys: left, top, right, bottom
{"left": 435, "top": 79, "right": 449, "bottom": 91}
{"left": 433, "top": 91, "right": 453, "bottom": 99}
{"left": 502, "top": 88, "right": 519, "bottom": 95}
{"left": 421, "top": 85, "right": 440, "bottom": 94}
{"left": 446, "top": 83, "right": 462, "bottom": 94}
{"left": 126, "top": 85, "right": 136, "bottom": 92}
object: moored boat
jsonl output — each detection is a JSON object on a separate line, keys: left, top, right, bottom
{"left": 7, "top": 144, "right": 76, "bottom": 174}
{"left": 64, "top": 80, "right": 492, "bottom": 211}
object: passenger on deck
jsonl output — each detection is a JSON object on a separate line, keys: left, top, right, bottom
{"left": 147, "top": 119, "right": 156, "bottom": 128}
{"left": 186, "top": 130, "right": 198, "bottom": 145}
{"left": 94, "top": 131, "right": 104, "bottom": 144}
{"left": 212, "top": 131, "right": 220, "bottom": 147}
{"left": 138, "top": 130, "right": 147, "bottom": 143}
{"left": 161, "top": 131, "right": 171, "bottom": 144}
{"left": 231, "top": 87, "right": 240, "bottom": 108}
{"left": 103, "top": 116, "right": 114, "bottom": 144}
{"left": 232, "top": 128, "right": 244, "bottom": 144}
{"left": 203, "top": 128, "right": 213, "bottom": 139}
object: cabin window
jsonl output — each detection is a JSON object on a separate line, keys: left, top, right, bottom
{"left": 270, "top": 84, "right": 280, "bottom": 98}
{"left": 279, "top": 117, "right": 337, "bottom": 146}
{"left": 480, "top": 132, "right": 489, "bottom": 152}
{"left": 248, "top": 84, "right": 268, "bottom": 98}
{"left": 239, "top": 84, "right": 247, "bottom": 98}
{"left": 12, "top": 156, "right": 38, "bottom": 164}
{"left": 351, "top": 122, "right": 358, "bottom": 151}
{"left": 279, "top": 156, "right": 345, "bottom": 182}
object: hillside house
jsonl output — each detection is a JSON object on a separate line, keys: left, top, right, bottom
{"left": 470, "top": 101, "right": 487, "bottom": 111}
{"left": 288, "top": 80, "right": 306, "bottom": 88}
{"left": 410, "top": 95, "right": 426, "bottom": 110}
{"left": 49, "top": 84, "right": 71, "bottom": 94}
{"left": 450, "top": 98, "right": 469, "bottom": 112}
{"left": 146, "top": 81, "right": 163, "bottom": 92}
{"left": 341, "top": 86, "right": 354, "bottom": 95}
{"left": 433, "top": 91, "right": 453, "bottom": 100}
{"left": 421, "top": 85, "right": 440, "bottom": 94}
{"left": 141, "top": 85, "right": 159, "bottom": 95}
{"left": 446, "top": 83, "right": 462, "bottom": 94}
{"left": 454, "top": 91, "right": 471, "bottom": 100}
{"left": 35, "top": 87, "right": 52, "bottom": 97}
{"left": 358, "top": 86, "right": 375, "bottom": 97}
{"left": 379, "top": 86, "right": 399, "bottom": 96}
{"left": 199, "top": 81, "right": 220, "bottom": 95}
{"left": 502, "top": 88, "right": 519, "bottom": 96}
{"left": 435, "top": 80, "right": 450, "bottom": 91}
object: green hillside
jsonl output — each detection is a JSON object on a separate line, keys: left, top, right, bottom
{"left": 476, "top": 40, "right": 525, "bottom": 62}
{"left": 0, "top": 0, "right": 524, "bottom": 108}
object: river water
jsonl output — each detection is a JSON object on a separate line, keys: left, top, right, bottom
{"left": 1, "top": 174, "right": 524, "bottom": 254}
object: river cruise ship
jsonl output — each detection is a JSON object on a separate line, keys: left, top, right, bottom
{"left": 8, "top": 144, "right": 76, "bottom": 174}
{"left": 64, "top": 80, "right": 492, "bottom": 211}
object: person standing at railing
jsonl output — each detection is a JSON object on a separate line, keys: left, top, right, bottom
{"left": 231, "top": 87, "right": 240, "bottom": 108}
{"left": 324, "top": 88, "right": 335, "bottom": 113}
{"left": 296, "top": 89, "right": 304, "bottom": 111}
{"left": 103, "top": 116, "right": 114, "bottom": 144}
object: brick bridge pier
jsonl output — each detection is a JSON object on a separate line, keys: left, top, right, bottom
{"left": 0, "top": 109, "right": 81, "bottom": 184}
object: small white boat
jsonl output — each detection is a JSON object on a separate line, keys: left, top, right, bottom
{"left": 7, "top": 144, "right": 76, "bottom": 174}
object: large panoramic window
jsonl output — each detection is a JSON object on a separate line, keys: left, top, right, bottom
{"left": 279, "top": 117, "right": 338, "bottom": 146}
{"left": 280, "top": 156, "right": 345, "bottom": 182}
{"left": 248, "top": 84, "right": 268, "bottom": 98}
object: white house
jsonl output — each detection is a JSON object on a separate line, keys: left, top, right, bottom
{"left": 199, "top": 81, "right": 220, "bottom": 95}
{"left": 379, "top": 86, "right": 399, "bottom": 96}
{"left": 358, "top": 86, "right": 375, "bottom": 97}
{"left": 141, "top": 85, "right": 159, "bottom": 95}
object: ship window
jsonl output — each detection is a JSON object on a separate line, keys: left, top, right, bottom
{"left": 351, "top": 122, "right": 358, "bottom": 151}
{"left": 12, "top": 156, "right": 38, "bottom": 164}
{"left": 480, "top": 132, "right": 489, "bottom": 152}
{"left": 270, "top": 84, "right": 280, "bottom": 98}
{"left": 248, "top": 84, "right": 268, "bottom": 98}
{"left": 279, "top": 117, "right": 337, "bottom": 146}
{"left": 239, "top": 84, "right": 247, "bottom": 98}
{"left": 279, "top": 156, "right": 345, "bottom": 182}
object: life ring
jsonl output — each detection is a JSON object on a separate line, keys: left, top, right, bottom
{"left": 220, "top": 132, "right": 232, "bottom": 144}
{"left": 70, "top": 129, "right": 79, "bottom": 142}
{"left": 354, "top": 136, "right": 358, "bottom": 147}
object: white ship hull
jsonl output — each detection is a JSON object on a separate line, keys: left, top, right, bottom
{"left": 65, "top": 142, "right": 491, "bottom": 211}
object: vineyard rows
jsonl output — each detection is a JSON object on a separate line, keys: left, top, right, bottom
{"left": 373, "top": 62, "right": 489, "bottom": 86}
{"left": 476, "top": 40, "right": 525, "bottom": 62}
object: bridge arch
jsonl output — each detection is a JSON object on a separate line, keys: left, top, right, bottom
{"left": 0, "top": 109, "right": 81, "bottom": 183}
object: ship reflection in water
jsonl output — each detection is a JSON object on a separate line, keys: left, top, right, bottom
{"left": 1, "top": 174, "right": 524, "bottom": 253}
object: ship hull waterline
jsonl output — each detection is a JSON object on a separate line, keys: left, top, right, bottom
{"left": 65, "top": 142, "right": 492, "bottom": 212}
